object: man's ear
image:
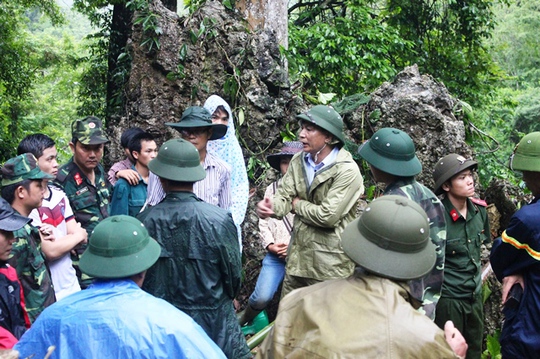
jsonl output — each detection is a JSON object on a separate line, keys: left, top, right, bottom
{"left": 69, "top": 142, "right": 75, "bottom": 154}
{"left": 132, "top": 151, "right": 140, "bottom": 161}
{"left": 16, "top": 185, "right": 26, "bottom": 200}
{"left": 442, "top": 181, "right": 451, "bottom": 193}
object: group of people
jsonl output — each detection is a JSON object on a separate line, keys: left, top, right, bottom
{"left": 0, "top": 95, "right": 537, "bottom": 358}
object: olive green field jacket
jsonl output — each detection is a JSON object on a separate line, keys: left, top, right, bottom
{"left": 273, "top": 147, "right": 364, "bottom": 280}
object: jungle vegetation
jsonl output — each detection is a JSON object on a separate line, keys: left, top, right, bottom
{"left": 0, "top": 0, "right": 539, "bottom": 186}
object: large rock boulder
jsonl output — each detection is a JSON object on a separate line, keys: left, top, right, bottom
{"left": 345, "top": 64, "right": 471, "bottom": 188}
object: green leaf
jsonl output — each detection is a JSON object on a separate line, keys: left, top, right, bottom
{"left": 237, "top": 107, "right": 245, "bottom": 126}
{"left": 318, "top": 92, "right": 336, "bottom": 104}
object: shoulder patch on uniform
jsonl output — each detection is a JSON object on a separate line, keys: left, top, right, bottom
{"left": 55, "top": 162, "right": 76, "bottom": 183}
{"left": 470, "top": 197, "right": 487, "bottom": 207}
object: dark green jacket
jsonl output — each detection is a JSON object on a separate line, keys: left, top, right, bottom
{"left": 441, "top": 196, "right": 490, "bottom": 299}
{"left": 138, "top": 192, "right": 249, "bottom": 359}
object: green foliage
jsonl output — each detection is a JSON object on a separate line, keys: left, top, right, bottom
{"left": 471, "top": 1, "right": 540, "bottom": 189}
{"left": 488, "top": 1, "right": 540, "bottom": 89}
{"left": 482, "top": 281, "right": 492, "bottom": 303}
{"left": 386, "top": 0, "right": 504, "bottom": 104}
{"left": 73, "top": 0, "right": 113, "bottom": 119}
{"left": 482, "top": 330, "right": 502, "bottom": 359}
{"left": 247, "top": 156, "right": 270, "bottom": 183}
{"left": 287, "top": 1, "right": 412, "bottom": 97}
{"left": 0, "top": 0, "right": 65, "bottom": 161}
{"left": 280, "top": 123, "right": 297, "bottom": 142}
{"left": 288, "top": 0, "right": 504, "bottom": 106}
{"left": 128, "top": 0, "right": 162, "bottom": 52}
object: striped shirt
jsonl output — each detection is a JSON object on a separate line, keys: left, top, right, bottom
{"left": 145, "top": 152, "right": 232, "bottom": 211}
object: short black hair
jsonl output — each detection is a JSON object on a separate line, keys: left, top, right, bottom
{"left": 17, "top": 134, "right": 55, "bottom": 159}
{"left": 121, "top": 127, "right": 144, "bottom": 149}
{"left": 1, "top": 180, "right": 33, "bottom": 205}
{"left": 128, "top": 132, "right": 154, "bottom": 159}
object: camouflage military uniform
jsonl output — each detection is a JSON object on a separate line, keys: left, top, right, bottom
{"left": 54, "top": 158, "right": 110, "bottom": 236}
{"left": 384, "top": 178, "right": 446, "bottom": 320}
{"left": 8, "top": 220, "right": 55, "bottom": 323}
{"left": 53, "top": 116, "right": 110, "bottom": 287}
{"left": 1, "top": 153, "right": 56, "bottom": 323}
{"left": 54, "top": 159, "right": 110, "bottom": 287}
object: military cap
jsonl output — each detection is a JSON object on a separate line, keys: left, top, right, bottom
{"left": 148, "top": 138, "right": 206, "bottom": 182}
{"left": 0, "top": 197, "right": 31, "bottom": 231}
{"left": 296, "top": 105, "right": 346, "bottom": 144}
{"left": 358, "top": 127, "right": 422, "bottom": 177}
{"left": 165, "top": 106, "right": 227, "bottom": 140}
{"left": 71, "top": 116, "right": 109, "bottom": 145}
{"left": 1, "top": 153, "right": 54, "bottom": 187}
{"left": 509, "top": 132, "right": 540, "bottom": 172}
{"left": 341, "top": 195, "right": 436, "bottom": 281}
{"left": 433, "top": 154, "right": 477, "bottom": 195}
{"left": 80, "top": 215, "right": 161, "bottom": 278}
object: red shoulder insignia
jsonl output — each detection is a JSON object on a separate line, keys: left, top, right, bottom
{"left": 450, "top": 208, "right": 460, "bottom": 222}
{"left": 470, "top": 197, "right": 488, "bottom": 207}
{"left": 74, "top": 172, "right": 83, "bottom": 186}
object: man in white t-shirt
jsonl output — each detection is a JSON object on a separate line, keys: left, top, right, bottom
{"left": 18, "top": 134, "right": 87, "bottom": 300}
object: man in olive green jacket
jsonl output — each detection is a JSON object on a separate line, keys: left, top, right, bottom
{"left": 257, "top": 105, "right": 364, "bottom": 297}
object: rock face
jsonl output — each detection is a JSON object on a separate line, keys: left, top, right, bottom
{"left": 346, "top": 64, "right": 471, "bottom": 188}
{"left": 107, "top": 0, "right": 303, "bottom": 167}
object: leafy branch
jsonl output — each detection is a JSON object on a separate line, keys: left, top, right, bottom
{"left": 127, "top": 0, "right": 162, "bottom": 53}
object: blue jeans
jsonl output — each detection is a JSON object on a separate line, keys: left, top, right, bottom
{"left": 248, "top": 253, "right": 286, "bottom": 310}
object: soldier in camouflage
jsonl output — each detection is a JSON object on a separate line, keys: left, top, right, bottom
{"left": 53, "top": 116, "right": 110, "bottom": 287}
{"left": 358, "top": 127, "right": 446, "bottom": 320}
{"left": 1, "top": 153, "right": 56, "bottom": 322}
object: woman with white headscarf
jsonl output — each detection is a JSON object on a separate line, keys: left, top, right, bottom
{"left": 204, "top": 95, "right": 249, "bottom": 250}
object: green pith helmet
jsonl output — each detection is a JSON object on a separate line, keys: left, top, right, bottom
{"left": 358, "top": 127, "right": 422, "bottom": 177}
{"left": 71, "top": 116, "right": 109, "bottom": 145}
{"left": 148, "top": 138, "right": 206, "bottom": 182}
{"left": 433, "top": 154, "right": 477, "bottom": 195}
{"left": 296, "top": 105, "right": 345, "bottom": 144}
{"left": 165, "top": 106, "right": 227, "bottom": 140}
{"left": 80, "top": 215, "right": 161, "bottom": 278}
{"left": 509, "top": 132, "right": 540, "bottom": 172}
{"left": 341, "top": 195, "right": 435, "bottom": 281}
{"left": 1, "top": 153, "right": 55, "bottom": 187}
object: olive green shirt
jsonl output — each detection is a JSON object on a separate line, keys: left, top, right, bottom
{"left": 441, "top": 196, "right": 490, "bottom": 299}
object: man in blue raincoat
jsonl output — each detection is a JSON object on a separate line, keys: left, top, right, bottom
{"left": 14, "top": 215, "right": 225, "bottom": 358}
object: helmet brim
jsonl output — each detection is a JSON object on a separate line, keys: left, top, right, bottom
{"left": 433, "top": 160, "right": 477, "bottom": 195}
{"left": 358, "top": 141, "right": 422, "bottom": 177}
{"left": 80, "top": 234, "right": 161, "bottom": 279}
{"left": 341, "top": 217, "right": 436, "bottom": 281}
{"left": 148, "top": 157, "right": 206, "bottom": 183}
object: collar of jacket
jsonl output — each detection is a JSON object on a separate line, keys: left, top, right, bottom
{"left": 164, "top": 191, "right": 201, "bottom": 202}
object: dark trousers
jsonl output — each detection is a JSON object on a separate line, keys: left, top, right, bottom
{"left": 435, "top": 295, "right": 484, "bottom": 359}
